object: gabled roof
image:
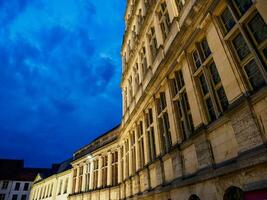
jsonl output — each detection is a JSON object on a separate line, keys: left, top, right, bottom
{"left": 33, "top": 158, "right": 72, "bottom": 183}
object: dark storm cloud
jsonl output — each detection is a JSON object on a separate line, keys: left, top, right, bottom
{"left": 0, "top": 0, "right": 125, "bottom": 167}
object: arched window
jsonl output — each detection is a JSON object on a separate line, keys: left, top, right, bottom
{"left": 189, "top": 194, "right": 200, "bottom": 200}
{"left": 224, "top": 186, "right": 244, "bottom": 200}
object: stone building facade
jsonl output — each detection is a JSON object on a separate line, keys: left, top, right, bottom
{"left": 30, "top": 160, "right": 72, "bottom": 200}
{"left": 67, "top": 0, "right": 267, "bottom": 199}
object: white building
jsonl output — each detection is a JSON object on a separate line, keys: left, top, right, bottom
{"left": 0, "top": 180, "right": 32, "bottom": 200}
{"left": 0, "top": 159, "right": 48, "bottom": 200}
{"left": 29, "top": 160, "right": 72, "bottom": 200}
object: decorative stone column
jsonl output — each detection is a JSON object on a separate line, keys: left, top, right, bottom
{"left": 81, "top": 163, "right": 86, "bottom": 192}
{"left": 97, "top": 156, "right": 103, "bottom": 188}
{"left": 107, "top": 151, "right": 112, "bottom": 186}
{"left": 75, "top": 166, "right": 79, "bottom": 193}
{"left": 118, "top": 147, "right": 122, "bottom": 183}
{"left": 151, "top": 98, "right": 162, "bottom": 156}
{"left": 134, "top": 124, "right": 140, "bottom": 170}
{"left": 89, "top": 160, "right": 94, "bottom": 190}
{"left": 128, "top": 135, "right": 133, "bottom": 176}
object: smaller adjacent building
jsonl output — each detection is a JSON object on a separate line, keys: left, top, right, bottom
{"left": 29, "top": 159, "right": 72, "bottom": 200}
{"left": 0, "top": 159, "right": 49, "bottom": 200}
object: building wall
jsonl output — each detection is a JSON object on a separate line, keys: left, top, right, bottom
{"left": 0, "top": 180, "right": 32, "bottom": 200}
{"left": 30, "top": 170, "right": 72, "bottom": 200}
{"left": 69, "top": 0, "right": 267, "bottom": 199}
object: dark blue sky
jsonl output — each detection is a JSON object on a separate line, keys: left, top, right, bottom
{"left": 0, "top": 0, "right": 126, "bottom": 167}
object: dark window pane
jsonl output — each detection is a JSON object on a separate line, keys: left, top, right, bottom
{"left": 175, "top": 70, "right": 185, "bottom": 91}
{"left": 244, "top": 59, "right": 266, "bottom": 91}
{"left": 188, "top": 114, "right": 194, "bottom": 132}
{"left": 199, "top": 74, "right": 209, "bottom": 95}
{"left": 209, "top": 62, "right": 221, "bottom": 85}
{"left": 160, "top": 92, "right": 167, "bottom": 110}
{"left": 15, "top": 183, "right": 20, "bottom": 191}
{"left": 232, "top": 33, "right": 250, "bottom": 60}
{"left": 149, "top": 108, "right": 153, "bottom": 124}
{"left": 21, "top": 195, "right": 26, "bottom": 200}
{"left": 12, "top": 195, "right": 17, "bottom": 200}
{"left": 217, "top": 87, "right": 229, "bottom": 111}
{"left": 205, "top": 97, "right": 216, "bottom": 121}
{"left": 192, "top": 50, "right": 202, "bottom": 69}
{"left": 23, "top": 183, "right": 29, "bottom": 191}
{"left": 233, "top": 0, "right": 253, "bottom": 15}
{"left": 248, "top": 13, "right": 267, "bottom": 44}
{"left": 201, "top": 38, "right": 211, "bottom": 59}
{"left": 221, "top": 7, "right": 236, "bottom": 33}
{"left": 2, "top": 181, "right": 8, "bottom": 189}
{"left": 172, "top": 79, "right": 179, "bottom": 96}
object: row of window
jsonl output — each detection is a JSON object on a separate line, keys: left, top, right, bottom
{"left": 123, "top": 0, "right": 187, "bottom": 67}
{"left": 123, "top": 0, "right": 184, "bottom": 112}
{"left": 73, "top": 0, "right": 267, "bottom": 193}
{"left": 32, "top": 178, "right": 68, "bottom": 200}
{"left": 0, "top": 194, "right": 27, "bottom": 200}
{"left": 122, "top": 1, "right": 267, "bottom": 182}
{"left": 1, "top": 182, "right": 29, "bottom": 192}
{"left": 123, "top": 0, "right": 267, "bottom": 119}
{"left": 72, "top": 152, "right": 118, "bottom": 193}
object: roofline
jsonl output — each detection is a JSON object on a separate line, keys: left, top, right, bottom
{"left": 73, "top": 124, "right": 121, "bottom": 155}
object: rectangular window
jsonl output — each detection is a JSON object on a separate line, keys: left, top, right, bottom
{"left": 93, "top": 160, "right": 98, "bottom": 189}
{"left": 102, "top": 155, "right": 108, "bottom": 188}
{"left": 85, "top": 163, "right": 90, "bottom": 192}
{"left": 200, "top": 38, "right": 212, "bottom": 59}
{"left": 247, "top": 13, "right": 267, "bottom": 44}
{"left": 220, "top": 7, "right": 236, "bottom": 33}
{"left": 171, "top": 70, "right": 194, "bottom": 139}
{"left": 12, "top": 195, "right": 18, "bottom": 200}
{"left": 192, "top": 38, "right": 229, "bottom": 122}
{"left": 233, "top": 0, "right": 253, "bottom": 16}
{"left": 148, "top": 27, "right": 158, "bottom": 61}
{"left": 15, "top": 183, "right": 20, "bottom": 191}
{"left": 244, "top": 59, "right": 266, "bottom": 90}
{"left": 219, "top": 6, "right": 267, "bottom": 93}
{"left": 146, "top": 109, "right": 156, "bottom": 161}
{"left": 0, "top": 194, "right": 5, "bottom": 200}
{"left": 158, "top": 1, "right": 171, "bottom": 40}
{"left": 247, "top": 13, "right": 267, "bottom": 66}
{"left": 2, "top": 181, "right": 8, "bottom": 189}
{"left": 23, "top": 183, "right": 29, "bottom": 191}
{"left": 157, "top": 92, "right": 172, "bottom": 154}
{"left": 192, "top": 38, "right": 212, "bottom": 69}
{"left": 175, "top": 0, "right": 185, "bottom": 12}
{"left": 192, "top": 50, "right": 202, "bottom": 69}
{"left": 231, "top": 34, "right": 266, "bottom": 91}
{"left": 140, "top": 46, "right": 148, "bottom": 76}
{"left": 198, "top": 62, "right": 228, "bottom": 122}
{"left": 111, "top": 152, "right": 118, "bottom": 186}
{"left": 232, "top": 33, "right": 251, "bottom": 61}
{"left": 21, "top": 195, "right": 26, "bottom": 200}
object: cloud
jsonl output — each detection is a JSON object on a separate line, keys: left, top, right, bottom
{"left": 0, "top": 0, "right": 126, "bottom": 167}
